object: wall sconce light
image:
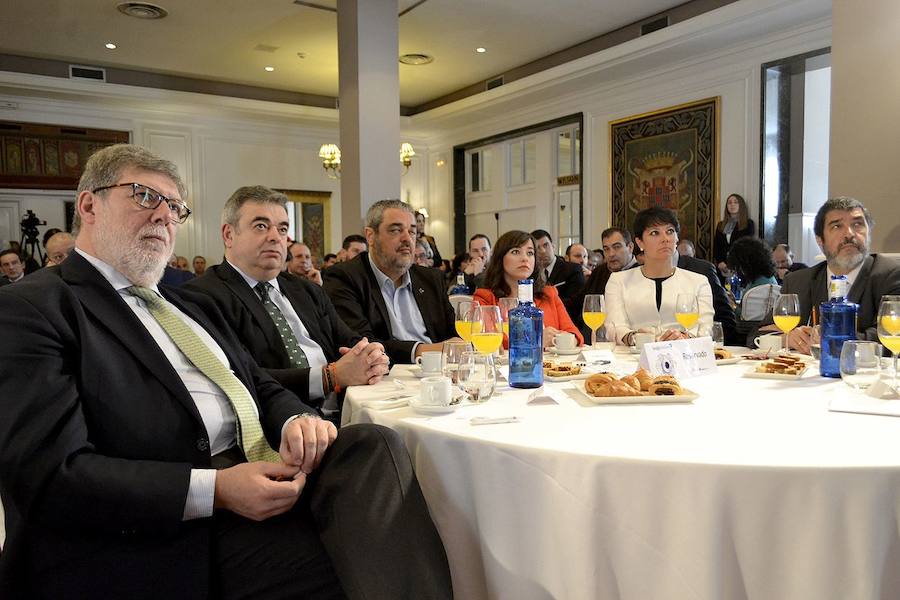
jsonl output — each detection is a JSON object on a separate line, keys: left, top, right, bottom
{"left": 317, "top": 142, "right": 415, "bottom": 178}
{"left": 318, "top": 143, "right": 341, "bottom": 179}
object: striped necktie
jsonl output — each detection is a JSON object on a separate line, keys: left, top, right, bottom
{"left": 127, "top": 286, "right": 281, "bottom": 463}
{"left": 255, "top": 281, "right": 310, "bottom": 368}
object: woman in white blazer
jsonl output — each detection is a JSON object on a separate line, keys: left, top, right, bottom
{"left": 606, "top": 207, "right": 714, "bottom": 345}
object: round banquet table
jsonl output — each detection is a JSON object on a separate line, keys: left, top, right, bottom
{"left": 342, "top": 349, "right": 900, "bottom": 600}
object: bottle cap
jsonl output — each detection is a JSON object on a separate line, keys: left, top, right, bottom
{"left": 517, "top": 279, "right": 534, "bottom": 303}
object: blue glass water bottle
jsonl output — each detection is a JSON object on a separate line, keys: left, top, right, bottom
{"left": 449, "top": 273, "right": 470, "bottom": 295}
{"left": 819, "top": 275, "right": 858, "bottom": 378}
{"left": 509, "top": 279, "right": 544, "bottom": 388}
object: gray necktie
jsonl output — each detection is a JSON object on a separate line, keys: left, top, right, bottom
{"left": 255, "top": 281, "right": 310, "bottom": 369}
{"left": 127, "top": 286, "right": 280, "bottom": 463}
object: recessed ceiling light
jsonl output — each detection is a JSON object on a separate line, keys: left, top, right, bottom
{"left": 475, "top": 47, "right": 486, "bottom": 53}
{"left": 105, "top": 42, "right": 117, "bottom": 50}
{"left": 264, "top": 66, "right": 275, "bottom": 72}
{"left": 399, "top": 53, "right": 434, "bottom": 66}
{"left": 116, "top": 2, "right": 168, "bottom": 19}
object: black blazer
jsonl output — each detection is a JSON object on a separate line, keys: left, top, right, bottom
{"left": 753, "top": 254, "right": 900, "bottom": 342}
{"left": 0, "top": 252, "right": 314, "bottom": 599}
{"left": 185, "top": 261, "right": 361, "bottom": 403}
{"left": 322, "top": 252, "right": 455, "bottom": 365}
{"left": 567, "top": 264, "right": 614, "bottom": 341}
{"left": 546, "top": 256, "right": 585, "bottom": 304}
{"left": 713, "top": 219, "right": 756, "bottom": 266}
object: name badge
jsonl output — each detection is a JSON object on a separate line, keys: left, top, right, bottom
{"left": 639, "top": 336, "right": 717, "bottom": 379}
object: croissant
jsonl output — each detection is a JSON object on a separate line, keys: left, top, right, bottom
{"left": 620, "top": 375, "right": 641, "bottom": 391}
{"left": 633, "top": 368, "right": 653, "bottom": 392}
{"left": 589, "top": 380, "right": 644, "bottom": 397}
{"left": 584, "top": 372, "right": 619, "bottom": 395}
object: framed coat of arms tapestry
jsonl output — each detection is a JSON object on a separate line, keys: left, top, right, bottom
{"left": 609, "top": 97, "right": 719, "bottom": 259}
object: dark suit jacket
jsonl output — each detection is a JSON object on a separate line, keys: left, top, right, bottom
{"left": 713, "top": 220, "right": 756, "bottom": 266}
{"left": 546, "top": 256, "right": 585, "bottom": 304}
{"left": 322, "top": 252, "right": 455, "bottom": 365}
{"left": 185, "top": 261, "right": 361, "bottom": 403}
{"left": 753, "top": 254, "right": 900, "bottom": 342}
{"left": 676, "top": 254, "right": 739, "bottom": 345}
{"left": 0, "top": 252, "right": 314, "bottom": 599}
{"left": 568, "top": 264, "right": 613, "bottom": 341}
{"left": 160, "top": 265, "right": 196, "bottom": 286}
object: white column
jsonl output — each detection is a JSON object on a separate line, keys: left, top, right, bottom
{"left": 337, "top": 0, "right": 400, "bottom": 237}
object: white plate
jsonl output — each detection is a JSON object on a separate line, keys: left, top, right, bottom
{"left": 715, "top": 357, "right": 743, "bottom": 365}
{"left": 409, "top": 402, "right": 457, "bottom": 414}
{"left": 571, "top": 384, "right": 698, "bottom": 405}
{"left": 408, "top": 365, "right": 442, "bottom": 378}
{"left": 549, "top": 347, "right": 582, "bottom": 356}
{"left": 544, "top": 370, "right": 594, "bottom": 382}
{"left": 742, "top": 364, "right": 809, "bottom": 380}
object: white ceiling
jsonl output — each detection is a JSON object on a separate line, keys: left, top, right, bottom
{"left": 0, "top": 0, "right": 687, "bottom": 107}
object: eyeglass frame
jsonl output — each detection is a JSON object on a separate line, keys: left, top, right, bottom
{"left": 91, "top": 182, "right": 192, "bottom": 223}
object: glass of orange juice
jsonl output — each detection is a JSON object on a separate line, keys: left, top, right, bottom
{"left": 772, "top": 293, "right": 800, "bottom": 352}
{"left": 582, "top": 294, "right": 606, "bottom": 347}
{"left": 675, "top": 293, "right": 700, "bottom": 336}
{"left": 471, "top": 305, "right": 503, "bottom": 355}
{"left": 877, "top": 296, "right": 900, "bottom": 390}
{"left": 455, "top": 300, "right": 480, "bottom": 342}
{"left": 498, "top": 297, "right": 518, "bottom": 341}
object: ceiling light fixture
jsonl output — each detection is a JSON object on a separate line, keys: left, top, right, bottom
{"left": 105, "top": 43, "right": 117, "bottom": 50}
{"left": 399, "top": 53, "right": 434, "bottom": 66}
{"left": 116, "top": 2, "right": 168, "bottom": 19}
{"left": 317, "top": 142, "right": 416, "bottom": 179}
{"left": 264, "top": 66, "right": 275, "bottom": 72}
{"left": 475, "top": 47, "right": 486, "bottom": 53}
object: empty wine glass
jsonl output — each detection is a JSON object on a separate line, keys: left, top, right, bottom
{"left": 840, "top": 341, "right": 882, "bottom": 390}
{"left": 457, "top": 351, "right": 496, "bottom": 403}
{"left": 772, "top": 293, "right": 800, "bottom": 352}
{"left": 442, "top": 340, "right": 473, "bottom": 387}
{"left": 710, "top": 321, "right": 724, "bottom": 348}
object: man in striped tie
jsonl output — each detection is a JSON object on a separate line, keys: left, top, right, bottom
{"left": 0, "top": 144, "right": 452, "bottom": 600}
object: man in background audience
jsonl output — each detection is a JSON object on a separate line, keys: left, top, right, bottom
{"left": 322, "top": 253, "right": 338, "bottom": 268}
{"left": 677, "top": 239, "right": 696, "bottom": 258}
{"left": 756, "top": 197, "right": 900, "bottom": 352}
{"left": 0, "top": 249, "right": 25, "bottom": 285}
{"left": 175, "top": 255, "right": 190, "bottom": 270}
{"left": 565, "top": 242, "right": 592, "bottom": 277}
{"left": 45, "top": 232, "right": 76, "bottom": 266}
{"left": 415, "top": 238, "right": 434, "bottom": 268}
{"left": 532, "top": 229, "right": 585, "bottom": 304}
{"left": 161, "top": 253, "right": 195, "bottom": 286}
{"left": 415, "top": 210, "right": 442, "bottom": 266}
{"left": 188, "top": 186, "right": 388, "bottom": 421}
{"left": 323, "top": 199, "right": 457, "bottom": 365}
{"left": 337, "top": 234, "right": 367, "bottom": 263}
{"left": 286, "top": 241, "right": 323, "bottom": 286}
{"left": 0, "top": 144, "right": 451, "bottom": 599}
{"left": 192, "top": 255, "right": 207, "bottom": 275}
{"left": 772, "top": 243, "right": 808, "bottom": 284}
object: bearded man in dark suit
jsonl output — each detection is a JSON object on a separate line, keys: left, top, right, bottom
{"left": 0, "top": 145, "right": 451, "bottom": 600}
{"left": 755, "top": 196, "right": 900, "bottom": 353}
{"left": 186, "top": 186, "right": 389, "bottom": 422}
{"left": 322, "top": 199, "right": 457, "bottom": 365}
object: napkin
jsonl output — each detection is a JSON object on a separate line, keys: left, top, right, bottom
{"left": 828, "top": 380, "right": 900, "bottom": 417}
{"left": 352, "top": 380, "right": 420, "bottom": 404}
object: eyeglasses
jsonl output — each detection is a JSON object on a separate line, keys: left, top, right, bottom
{"left": 91, "top": 182, "right": 192, "bottom": 223}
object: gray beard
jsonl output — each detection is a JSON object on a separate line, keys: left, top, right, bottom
{"left": 825, "top": 241, "right": 868, "bottom": 272}
{"left": 94, "top": 223, "right": 170, "bottom": 287}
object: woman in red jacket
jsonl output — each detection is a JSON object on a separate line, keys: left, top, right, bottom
{"left": 474, "top": 230, "right": 583, "bottom": 349}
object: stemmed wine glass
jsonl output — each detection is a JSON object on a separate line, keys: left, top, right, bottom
{"left": 442, "top": 340, "right": 473, "bottom": 387}
{"left": 498, "top": 297, "right": 518, "bottom": 349}
{"left": 675, "top": 293, "right": 700, "bottom": 337}
{"left": 877, "top": 296, "right": 900, "bottom": 391}
{"left": 471, "top": 305, "right": 503, "bottom": 355}
{"left": 582, "top": 294, "right": 606, "bottom": 348}
{"left": 455, "top": 300, "right": 480, "bottom": 343}
{"left": 772, "top": 293, "right": 800, "bottom": 352}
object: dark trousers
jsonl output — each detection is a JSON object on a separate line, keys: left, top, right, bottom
{"left": 211, "top": 424, "right": 453, "bottom": 600}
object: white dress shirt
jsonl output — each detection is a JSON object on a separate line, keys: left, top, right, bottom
{"left": 605, "top": 266, "right": 715, "bottom": 344}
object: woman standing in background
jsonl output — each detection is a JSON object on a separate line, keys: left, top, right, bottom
{"left": 713, "top": 193, "right": 756, "bottom": 278}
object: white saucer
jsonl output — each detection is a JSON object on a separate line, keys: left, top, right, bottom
{"left": 409, "top": 365, "right": 441, "bottom": 378}
{"left": 409, "top": 403, "right": 457, "bottom": 414}
{"left": 550, "top": 347, "right": 582, "bottom": 356}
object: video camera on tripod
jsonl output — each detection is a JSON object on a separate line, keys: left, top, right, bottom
{"left": 20, "top": 209, "right": 47, "bottom": 264}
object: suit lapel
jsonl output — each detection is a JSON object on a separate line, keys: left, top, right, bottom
{"left": 62, "top": 254, "right": 203, "bottom": 423}
{"left": 216, "top": 262, "right": 283, "bottom": 350}
{"left": 278, "top": 273, "right": 327, "bottom": 345}
{"left": 848, "top": 255, "right": 874, "bottom": 304}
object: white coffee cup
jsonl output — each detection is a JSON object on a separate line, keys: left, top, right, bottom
{"left": 416, "top": 351, "right": 442, "bottom": 374}
{"left": 632, "top": 332, "right": 656, "bottom": 351}
{"left": 553, "top": 332, "right": 577, "bottom": 351}
{"left": 754, "top": 334, "right": 783, "bottom": 352}
{"left": 414, "top": 376, "right": 452, "bottom": 407}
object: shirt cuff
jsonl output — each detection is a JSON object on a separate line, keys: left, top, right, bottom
{"left": 309, "top": 364, "right": 325, "bottom": 399}
{"left": 183, "top": 469, "right": 217, "bottom": 520}
{"left": 410, "top": 341, "right": 422, "bottom": 364}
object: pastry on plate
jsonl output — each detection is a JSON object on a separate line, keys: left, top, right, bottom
{"left": 545, "top": 363, "right": 582, "bottom": 377}
{"left": 648, "top": 375, "right": 683, "bottom": 396}
{"left": 632, "top": 368, "right": 654, "bottom": 391}
{"left": 714, "top": 347, "right": 733, "bottom": 360}
{"left": 584, "top": 372, "right": 618, "bottom": 395}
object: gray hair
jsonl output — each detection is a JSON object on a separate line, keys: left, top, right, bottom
{"left": 365, "top": 199, "right": 415, "bottom": 231}
{"left": 223, "top": 186, "right": 289, "bottom": 228}
{"left": 813, "top": 197, "right": 873, "bottom": 238}
{"left": 75, "top": 143, "right": 187, "bottom": 230}
{"left": 415, "top": 238, "right": 433, "bottom": 259}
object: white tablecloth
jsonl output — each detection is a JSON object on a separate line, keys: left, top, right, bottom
{"left": 343, "top": 351, "right": 900, "bottom": 600}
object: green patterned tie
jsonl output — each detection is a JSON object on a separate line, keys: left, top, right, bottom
{"left": 254, "top": 282, "right": 310, "bottom": 368}
{"left": 127, "top": 286, "right": 281, "bottom": 463}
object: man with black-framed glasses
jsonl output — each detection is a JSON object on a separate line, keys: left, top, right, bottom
{"left": 0, "top": 144, "right": 451, "bottom": 599}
